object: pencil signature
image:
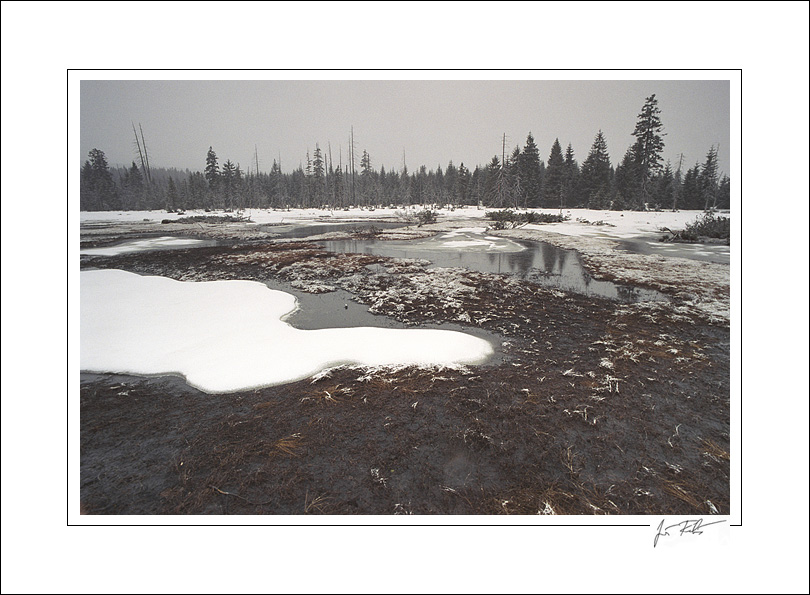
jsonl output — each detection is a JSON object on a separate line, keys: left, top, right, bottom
{"left": 654, "top": 518, "right": 726, "bottom": 547}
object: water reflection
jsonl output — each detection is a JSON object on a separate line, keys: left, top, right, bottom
{"left": 320, "top": 235, "right": 667, "bottom": 303}
{"left": 263, "top": 221, "right": 407, "bottom": 239}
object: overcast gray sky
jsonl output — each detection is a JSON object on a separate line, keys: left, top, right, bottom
{"left": 81, "top": 78, "right": 730, "bottom": 177}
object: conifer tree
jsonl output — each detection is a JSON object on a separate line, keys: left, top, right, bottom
{"left": 671, "top": 155, "right": 684, "bottom": 210}
{"left": 456, "top": 163, "right": 470, "bottom": 205}
{"left": 653, "top": 161, "right": 674, "bottom": 210}
{"left": 562, "top": 143, "right": 580, "bottom": 207}
{"left": 614, "top": 147, "right": 639, "bottom": 210}
{"left": 80, "top": 148, "right": 118, "bottom": 210}
{"left": 630, "top": 94, "right": 666, "bottom": 207}
{"left": 359, "top": 150, "right": 373, "bottom": 204}
{"left": 484, "top": 155, "right": 501, "bottom": 207}
{"left": 444, "top": 161, "right": 458, "bottom": 205}
{"left": 543, "top": 138, "right": 565, "bottom": 208}
{"left": 700, "top": 146, "right": 719, "bottom": 210}
{"left": 680, "top": 163, "right": 702, "bottom": 209}
{"left": 221, "top": 159, "right": 238, "bottom": 209}
{"left": 506, "top": 146, "right": 521, "bottom": 208}
{"left": 205, "top": 147, "right": 219, "bottom": 192}
{"left": 716, "top": 175, "right": 730, "bottom": 210}
{"left": 580, "top": 130, "right": 612, "bottom": 208}
{"left": 121, "top": 161, "right": 144, "bottom": 209}
{"left": 518, "top": 133, "right": 542, "bottom": 207}
{"left": 167, "top": 176, "right": 179, "bottom": 211}
{"left": 313, "top": 145, "right": 325, "bottom": 205}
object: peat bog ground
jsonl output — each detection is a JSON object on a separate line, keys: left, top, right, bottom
{"left": 79, "top": 216, "right": 730, "bottom": 515}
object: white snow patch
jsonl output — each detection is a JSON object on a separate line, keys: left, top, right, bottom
{"left": 433, "top": 228, "right": 524, "bottom": 252}
{"left": 442, "top": 227, "right": 489, "bottom": 236}
{"left": 79, "top": 207, "right": 726, "bottom": 242}
{"left": 81, "top": 269, "right": 494, "bottom": 393}
{"left": 441, "top": 240, "right": 491, "bottom": 248}
{"left": 80, "top": 236, "right": 206, "bottom": 256}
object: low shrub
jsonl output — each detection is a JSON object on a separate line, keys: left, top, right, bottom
{"left": 415, "top": 210, "right": 438, "bottom": 226}
{"left": 686, "top": 212, "right": 730, "bottom": 239}
{"left": 661, "top": 212, "right": 730, "bottom": 243}
{"left": 162, "top": 214, "right": 253, "bottom": 225}
{"left": 485, "top": 209, "right": 568, "bottom": 229}
{"left": 349, "top": 225, "right": 381, "bottom": 238}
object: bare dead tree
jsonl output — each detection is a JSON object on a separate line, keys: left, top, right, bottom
{"left": 350, "top": 126, "right": 356, "bottom": 205}
{"left": 132, "top": 122, "right": 147, "bottom": 181}
{"left": 327, "top": 141, "right": 334, "bottom": 208}
{"left": 138, "top": 123, "right": 152, "bottom": 185}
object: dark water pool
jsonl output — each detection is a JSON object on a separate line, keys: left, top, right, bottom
{"left": 262, "top": 220, "right": 407, "bottom": 238}
{"left": 263, "top": 278, "right": 506, "bottom": 365}
{"left": 320, "top": 233, "right": 667, "bottom": 303}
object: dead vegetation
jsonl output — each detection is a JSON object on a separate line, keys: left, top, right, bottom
{"left": 492, "top": 226, "right": 730, "bottom": 323}
{"left": 79, "top": 220, "right": 730, "bottom": 515}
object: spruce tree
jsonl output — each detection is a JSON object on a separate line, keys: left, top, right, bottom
{"left": 484, "top": 155, "right": 501, "bottom": 207}
{"left": 121, "top": 161, "right": 144, "bottom": 210}
{"left": 80, "top": 148, "right": 117, "bottom": 210}
{"left": 167, "top": 176, "right": 179, "bottom": 211}
{"left": 204, "top": 147, "right": 219, "bottom": 192}
{"left": 716, "top": 175, "right": 730, "bottom": 210}
{"left": 653, "top": 161, "right": 674, "bottom": 210}
{"left": 360, "top": 150, "right": 372, "bottom": 176}
{"left": 562, "top": 143, "right": 580, "bottom": 207}
{"left": 671, "top": 157, "right": 684, "bottom": 210}
{"left": 270, "top": 159, "right": 285, "bottom": 208}
{"left": 313, "top": 145, "right": 325, "bottom": 179}
{"left": 400, "top": 164, "right": 410, "bottom": 205}
{"left": 470, "top": 166, "right": 484, "bottom": 206}
{"left": 313, "top": 145, "right": 325, "bottom": 205}
{"left": 543, "top": 138, "right": 565, "bottom": 208}
{"left": 580, "top": 130, "right": 612, "bottom": 208}
{"left": 680, "top": 163, "right": 702, "bottom": 209}
{"left": 221, "top": 159, "right": 237, "bottom": 209}
{"left": 505, "top": 146, "right": 522, "bottom": 208}
{"left": 518, "top": 133, "right": 542, "bottom": 207}
{"left": 700, "top": 146, "right": 719, "bottom": 210}
{"left": 359, "top": 150, "right": 372, "bottom": 204}
{"left": 445, "top": 161, "right": 458, "bottom": 205}
{"left": 457, "top": 163, "right": 470, "bottom": 205}
{"left": 614, "top": 147, "right": 639, "bottom": 210}
{"left": 630, "top": 94, "right": 666, "bottom": 208}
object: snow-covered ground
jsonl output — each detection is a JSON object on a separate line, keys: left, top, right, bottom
{"left": 431, "top": 227, "right": 525, "bottom": 252}
{"left": 80, "top": 206, "right": 732, "bottom": 321}
{"left": 523, "top": 209, "right": 713, "bottom": 240}
{"left": 80, "top": 269, "right": 494, "bottom": 393}
{"left": 491, "top": 214, "right": 731, "bottom": 321}
{"left": 79, "top": 205, "right": 727, "bottom": 243}
{"left": 80, "top": 236, "right": 207, "bottom": 256}
{"left": 79, "top": 206, "right": 423, "bottom": 225}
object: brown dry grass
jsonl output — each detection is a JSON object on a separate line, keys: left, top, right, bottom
{"left": 80, "top": 226, "right": 730, "bottom": 515}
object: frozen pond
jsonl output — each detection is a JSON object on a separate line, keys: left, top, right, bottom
{"left": 617, "top": 236, "right": 730, "bottom": 264}
{"left": 80, "top": 222, "right": 409, "bottom": 256}
{"left": 321, "top": 228, "right": 667, "bottom": 302}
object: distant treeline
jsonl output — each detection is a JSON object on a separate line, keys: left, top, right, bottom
{"left": 80, "top": 95, "right": 730, "bottom": 212}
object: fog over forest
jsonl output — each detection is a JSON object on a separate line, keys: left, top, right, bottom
{"left": 81, "top": 92, "right": 730, "bottom": 213}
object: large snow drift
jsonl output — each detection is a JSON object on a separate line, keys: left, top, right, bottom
{"left": 80, "top": 269, "right": 494, "bottom": 393}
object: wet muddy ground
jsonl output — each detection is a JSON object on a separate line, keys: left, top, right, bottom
{"left": 79, "top": 221, "right": 730, "bottom": 515}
